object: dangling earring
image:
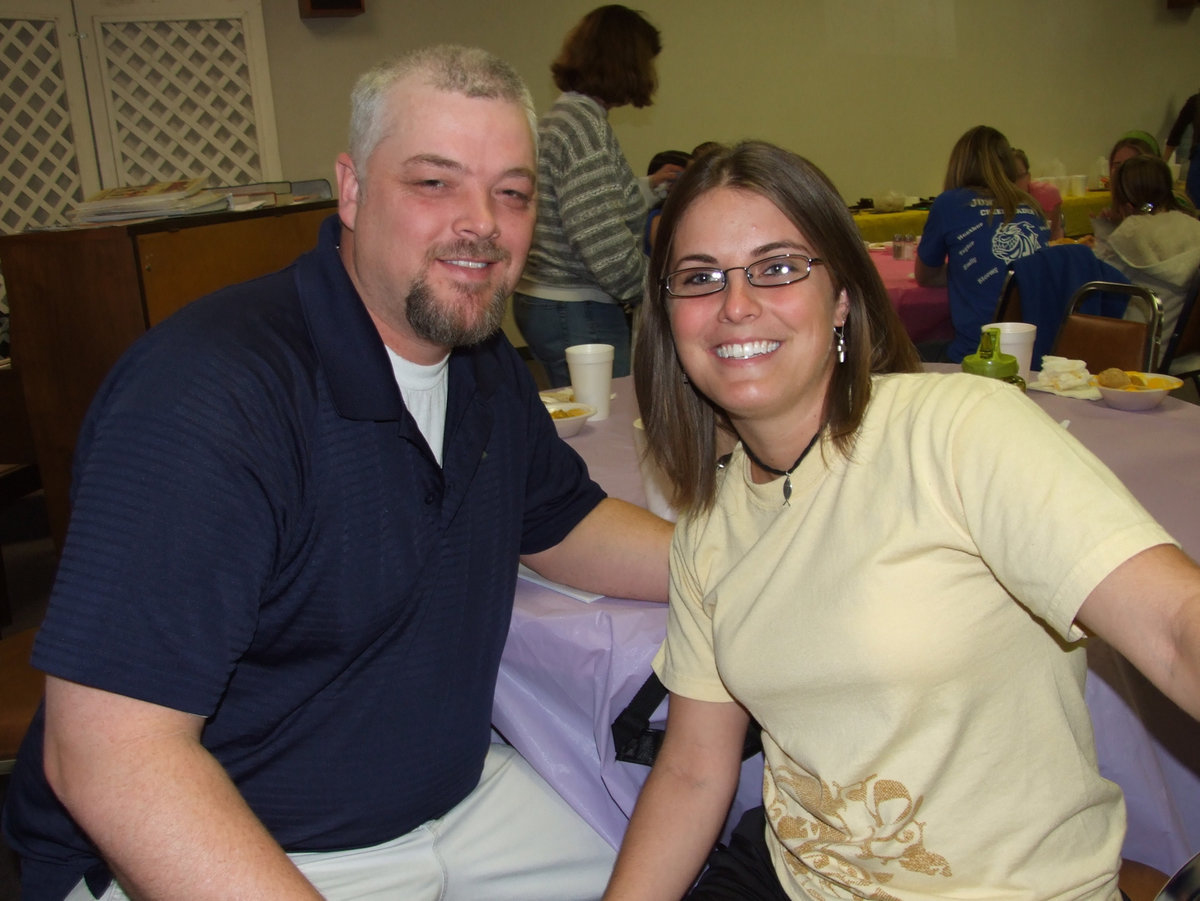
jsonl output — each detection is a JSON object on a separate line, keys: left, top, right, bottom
{"left": 834, "top": 325, "right": 846, "bottom": 364}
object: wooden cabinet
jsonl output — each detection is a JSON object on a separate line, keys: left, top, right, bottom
{"left": 0, "top": 201, "right": 336, "bottom": 550}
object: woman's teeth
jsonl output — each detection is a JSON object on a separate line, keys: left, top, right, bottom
{"left": 715, "top": 341, "right": 780, "bottom": 360}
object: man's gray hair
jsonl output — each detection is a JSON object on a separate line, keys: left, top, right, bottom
{"left": 348, "top": 45, "right": 537, "bottom": 177}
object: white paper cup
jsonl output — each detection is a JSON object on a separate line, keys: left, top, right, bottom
{"left": 1069, "top": 174, "right": 1087, "bottom": 197}
{"left": 632, "top": 418, "right": 677, "bottom": 521}
{"left": 982, "top": 321, "right": 1036, "bottom": 384}
{"left": 565, "top": 343, "right": 614, "bottom": 421}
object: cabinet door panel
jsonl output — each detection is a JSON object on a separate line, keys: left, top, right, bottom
{"left": 136, "top": 205, "right": 329, "bottom": 325}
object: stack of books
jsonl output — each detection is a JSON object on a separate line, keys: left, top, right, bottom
{"left": 70, "top": 178, "right": 229, "bottom": 223}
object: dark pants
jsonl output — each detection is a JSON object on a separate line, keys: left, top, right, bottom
{"left": 686, "top": 807, "right": 790, "bottom": 901}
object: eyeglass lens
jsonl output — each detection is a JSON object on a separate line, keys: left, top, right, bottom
{"left": 665, "top": 254, "right": 821, "bottom": 297}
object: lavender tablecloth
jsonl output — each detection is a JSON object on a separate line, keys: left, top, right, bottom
{"left": 494, "top": 374, "right": 1200, "bottom": 873}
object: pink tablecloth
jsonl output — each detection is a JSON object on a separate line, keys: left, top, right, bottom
{"left": 871, "top": 247, "right": 952, "bottom": 343}
{"left": 494, "top": 375, "right": 1200, "bottom": 873}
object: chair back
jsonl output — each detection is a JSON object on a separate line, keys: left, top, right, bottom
{"left": 1053, "top": 281, "right": 1163, "bottom": 372}
{"left": 0, "top": 627, "right": 43, "bottom": 775}
{"left": 992, "top": 245, "right": 1132, "bottom": 366}
{"left": 994, "top": 269, "right": 1023, "bottom": 322}
{"left": 1159, "top": 268, "right": 1200, "bottom": 378}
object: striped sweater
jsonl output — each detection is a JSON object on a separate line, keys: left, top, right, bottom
{"left": 518, "top": 92, "right": 648, "bottom": 304}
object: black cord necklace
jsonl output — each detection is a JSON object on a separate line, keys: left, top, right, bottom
{"left": 741, "top": 429, "right": 821, "bottom": 505}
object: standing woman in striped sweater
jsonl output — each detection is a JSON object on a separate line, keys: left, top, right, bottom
{"left": 515, "top": 5, "right": 670, "bottom": 386}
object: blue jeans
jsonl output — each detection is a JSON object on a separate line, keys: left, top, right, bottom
{"left": 512, "top": 294, "right": 631, "bottom": 388}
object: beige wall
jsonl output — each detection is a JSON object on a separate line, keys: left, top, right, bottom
{"left": 262, "top": 0, "right": 1198, "bottom": 204}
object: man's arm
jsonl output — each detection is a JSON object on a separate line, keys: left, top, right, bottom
{"left": 43, "top": 677, "right": 324, "bottom": 900}
{"left": 1076, "top": 544, "right": 1200, "bottom": 720}
{"left": 521, "top": 498, "right": 673, "bottom": 602}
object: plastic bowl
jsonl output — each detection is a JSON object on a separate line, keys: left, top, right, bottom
{"left": 544, "top": 402, "right": 595, "bottom": 437}
{"left": 1094, "top": 372, "right": 1183, "bottom": 411}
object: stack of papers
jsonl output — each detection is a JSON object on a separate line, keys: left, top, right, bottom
{"left": 70, "top": 177, "right": 228, "bottom": 223}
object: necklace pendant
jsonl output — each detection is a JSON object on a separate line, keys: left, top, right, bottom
{"left": 782, "top": 477, "right": 792, "bottom": 505}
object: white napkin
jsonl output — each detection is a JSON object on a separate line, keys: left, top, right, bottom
{"left": 1027, "top": 381, "right": 1101, "bottom": 400}
{"left": 517, "top": 563, "right": 604, "bottom": 604}
{"left": 1027, "top": 356, "right": 1102, "bottom": 400}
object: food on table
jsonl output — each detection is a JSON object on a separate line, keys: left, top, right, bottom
{"left": 549, "top": 407, "right": 587, "bottom": 419}
{"left": 1096, "top": 368, "right": 1132, "bottom": 389}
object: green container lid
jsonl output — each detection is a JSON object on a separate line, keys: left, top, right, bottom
{"left": 962, "top": 327, "right": 1019, "bottom": 379}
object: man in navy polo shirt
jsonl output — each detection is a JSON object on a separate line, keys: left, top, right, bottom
{"left": 2, "top": 45, "right": 672, "bottom": 901}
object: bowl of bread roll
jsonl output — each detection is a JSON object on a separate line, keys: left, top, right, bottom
{"left": 1092, "top": 368, "right": 1183, "bottom": 411}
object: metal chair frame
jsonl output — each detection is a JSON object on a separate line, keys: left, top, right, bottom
{"left": 1158, "top": 269, "right": 1200, "bottom": 391}
{"left": 1053, "top": 281, "right": 1163, "bottom": 373}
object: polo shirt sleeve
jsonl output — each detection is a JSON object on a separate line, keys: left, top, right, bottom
{"left": 33, "top": 330, "right": 296, "bottom": 717}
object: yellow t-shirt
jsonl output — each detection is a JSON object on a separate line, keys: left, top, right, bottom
{"left": 657, "top": 372, "right": 1175, "bottom": 900}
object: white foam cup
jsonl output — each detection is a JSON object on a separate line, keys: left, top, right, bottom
{"left": 982, "top": 321, "right": 1037, "bottom": 384}
{"left": 565, "top": 343, "right": 614, "bottom": 421}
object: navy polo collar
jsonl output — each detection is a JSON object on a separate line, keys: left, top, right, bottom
{"left": 295, "top": 216, "right": 504, "bottom": 423}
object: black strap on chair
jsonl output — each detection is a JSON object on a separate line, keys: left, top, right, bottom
{"left": 611, "top": 672, "right": 763, "bottom": 766}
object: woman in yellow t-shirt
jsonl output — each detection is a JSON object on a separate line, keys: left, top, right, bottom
{"left": 604, "top": 141, "right": 1200, "bottom": 901}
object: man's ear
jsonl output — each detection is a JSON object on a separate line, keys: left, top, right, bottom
{"left": 336, "top": 152, "right": 360, "bottom": 232}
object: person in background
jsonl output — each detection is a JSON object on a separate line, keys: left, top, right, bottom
{"left": 2, "top": 44, "right": 673, "bottom": 901}
{"left": 645, "top": 149, "right": 693, "bottom": 254}
{"left": 1165, "top": 90, "right": 1200, "bottom": 206}
{"left": 1088, "top": 131, "right": 1162, "bottom": 238}
{"left": 604, "top": 139, "right": 1200, "bottom": 901}
{"left": 1091, "top": 153, "right": 1200, "bottom": 342}
{"left": 915, "top": 125, "right": 1048, "bottom": 362}
{"left": 1012, "top": 147, "right": 1065, "bottom": 241}
{"left": 1110, "top": 130, "right": 1161, "bottom": 181}
{"left": 645, "top": 144, "right": 725, "bottom": 254}
{"left": 515, "top": 4, "right": 668, "bottom": 387}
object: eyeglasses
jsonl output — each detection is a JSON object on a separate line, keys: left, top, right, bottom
{"left": 663, "top": 253, "right": 825, "bottom": 298}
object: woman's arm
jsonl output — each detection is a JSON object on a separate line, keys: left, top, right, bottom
{"left": 1048, "top": 205, "right": 1065, "bottom": 242}
{"left": 603, "top": 695, "right": 751, "bottom": 900}
{"left": 1075, "top": 544, "right": 1200, "bottom": 719}
{"left": 914, "top": 256, "right": 947, "bottom": 287}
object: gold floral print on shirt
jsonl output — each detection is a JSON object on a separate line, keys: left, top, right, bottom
{"left": 765, "top": 767, "right": 951, "bottom": 899}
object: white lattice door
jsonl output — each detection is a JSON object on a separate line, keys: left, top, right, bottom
{"left": 0, "top": 0, "right": 278, "bottom": 352}
{"left": 75, "top": 0, "right": 281, "bottom": 187}
{"left": 0, "top": 0, "right": 99, "bottom": 234}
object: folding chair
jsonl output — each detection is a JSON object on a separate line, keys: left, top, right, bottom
{"left": 994, "top": 269, "right": 1022, "bottom": 322}
{"left": 0, "top": 627, "right": 42, "bottom": 775}
{"left": 992, "top": 245, "right": 1132, "bottom": 367}
{"left": 1156, "top": 847, "right": 1200, "bottom": 901}
{"left": 1158, "top": 270, "right": 1200, "bottom": 391}
{"left": 1053, "top": 282, "right": 1163, "bottom": 373}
